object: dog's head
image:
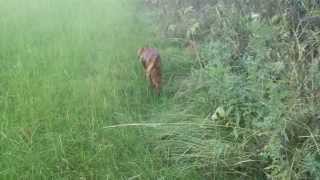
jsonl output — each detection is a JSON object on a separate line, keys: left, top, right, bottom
{"left": 137, "top": 48, "right": 145, "bottom": 59}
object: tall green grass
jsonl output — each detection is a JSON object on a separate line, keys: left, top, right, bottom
{"left": 0, "top": 0, "right": 172, "bottom": 179}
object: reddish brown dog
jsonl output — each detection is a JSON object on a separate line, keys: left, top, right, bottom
{"left": 137, "top": 48, "right": 161, "bottom": 95}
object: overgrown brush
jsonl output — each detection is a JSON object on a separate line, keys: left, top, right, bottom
{"left": 146, "top": 0, "right": 320, "bottom": 179}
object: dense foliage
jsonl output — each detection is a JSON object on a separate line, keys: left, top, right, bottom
{"left": 146, "top": 0, "right": 320, "bottom": 179}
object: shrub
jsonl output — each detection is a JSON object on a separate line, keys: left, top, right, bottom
{"left": 146, "top": 0, "right": 320, "bottom": 179}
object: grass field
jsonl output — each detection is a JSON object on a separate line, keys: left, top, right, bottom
{"left": 0, "top": 0, "right": 173, "bottom": 179}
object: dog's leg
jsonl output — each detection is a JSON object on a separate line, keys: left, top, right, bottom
{"left": 146, "top": 60, "right": 155, "bottom": 73}
{"left": 150, "top": 68, "right": 161, "bottom": 96}
{"left": 148, "top": 72, "right": 155, "bottom": 88}
{"left": 146, "top": 59, "right": 156, "bottom": 85}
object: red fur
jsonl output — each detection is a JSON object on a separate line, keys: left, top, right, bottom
{"left": 137, "top": 48, "right": 161, "bottom": 95}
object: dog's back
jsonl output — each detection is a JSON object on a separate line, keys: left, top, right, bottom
{"left": 139, "top": 48, "right": 160, "bottom": 64}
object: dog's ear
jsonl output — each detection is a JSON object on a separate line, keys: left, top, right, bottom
{"left": 137, "top": 48, "right": 145, "bottom": 57}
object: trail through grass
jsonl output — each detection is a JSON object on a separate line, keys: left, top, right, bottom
{"left": 0, "top": 0, "right": 168, "bottom": 179}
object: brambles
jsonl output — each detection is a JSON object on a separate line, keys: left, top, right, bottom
{"left": 147, "top": 0, "right": 320, "bottom": 179}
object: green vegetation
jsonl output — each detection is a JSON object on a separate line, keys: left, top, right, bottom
{"left": 1, "top": 0, "right": 320, "bottom": 179}
{"left": 146, "top": 0, "right": 320, "bottom": 179}
{"left": 0, "top": 0, "right": 165, "bottom": 179}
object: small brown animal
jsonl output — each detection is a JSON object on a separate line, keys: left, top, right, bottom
{"left": 137, "top": 47, "right": 161, "bottom": 95}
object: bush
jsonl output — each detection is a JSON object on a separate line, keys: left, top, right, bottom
{"left": 145, "top": 0, "right": 320, "bottom": 179}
